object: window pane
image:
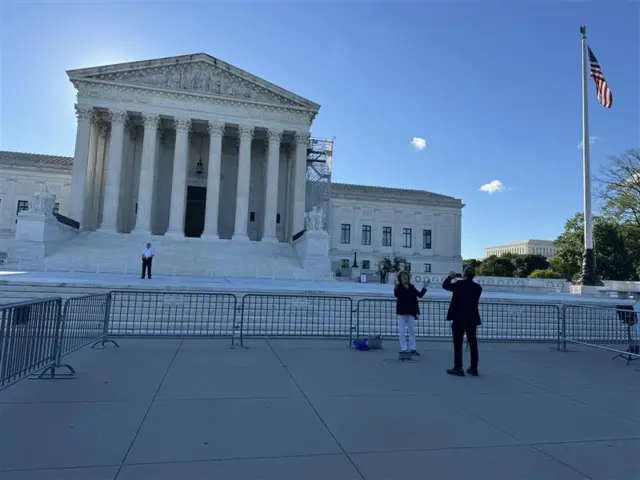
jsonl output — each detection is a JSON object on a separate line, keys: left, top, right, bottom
{"left": 403, "top": 228, "right": 412, "bottom": 248}
{"left": 422, "top": 229, "right": 432, "bottom": 249}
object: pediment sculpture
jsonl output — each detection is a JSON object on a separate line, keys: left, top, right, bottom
{"left": 29, "top": 184, "right": 57, "bottom": 216}
{"left": 90, "top": 62, "right": 299, "bottom": 107}
{"left": 304, "top": 206, "right": 326, "bottom": 232}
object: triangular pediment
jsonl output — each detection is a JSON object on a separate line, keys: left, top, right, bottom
{"left": 67, "top": 53, "right": 319, "bottom": 111}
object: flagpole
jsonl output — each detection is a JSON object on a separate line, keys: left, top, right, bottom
{"left": 580, "top": 25, "right": 597, "bottom": 285}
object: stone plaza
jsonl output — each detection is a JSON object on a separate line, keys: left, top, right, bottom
{"left": 0, "top": 338, "right": 638, "bottom": 479}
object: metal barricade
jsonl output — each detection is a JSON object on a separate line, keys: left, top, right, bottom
{"left": 0, "top": 298, "right": 72, "bottom": 391}
{"left": 59, "top": 294, "right": 119, "bottom": 362}
{"left": 561, "top": 304, "right": 640, "bottom": 363}
{"left": 108, "top": 291, "right": 237, "bottom": 340}
{"left": 238, "top": 294, "right": 353, "bottom": 346}
{"left": 356, "top": 299, "right": 561, "bottom": 342}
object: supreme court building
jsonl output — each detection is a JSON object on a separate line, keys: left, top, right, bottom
{"left": 1, "top": 53, "right": 464, "bottom": 277}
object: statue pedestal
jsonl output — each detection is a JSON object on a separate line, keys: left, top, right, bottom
{"left": 350, "top": 266, "right": 361, "bottom": 281}
{"left": 292, "top": 230, "right": 331, "bottom": 279}
{"left": 8, "top": 211, "right": 77, "bottom": 262}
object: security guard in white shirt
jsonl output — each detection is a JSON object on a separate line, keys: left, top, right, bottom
{"left": 141, "top": 243, "right": 154, "bottom": 279}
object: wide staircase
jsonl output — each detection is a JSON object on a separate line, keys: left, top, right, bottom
{"left": 6, "top": 231, "right": 322, "bottom": 280}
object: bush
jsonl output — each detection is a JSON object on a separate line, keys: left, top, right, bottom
{"left": 529, "top": 269, "right": 563, "bottom": 279}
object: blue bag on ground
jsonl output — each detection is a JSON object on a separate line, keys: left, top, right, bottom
{"left": 353, "top": 338, "right": 370, "bottom": 350}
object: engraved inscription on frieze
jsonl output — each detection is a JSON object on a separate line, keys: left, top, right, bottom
{"left": 90, "top": 62, "right": 299, "bottom": 107}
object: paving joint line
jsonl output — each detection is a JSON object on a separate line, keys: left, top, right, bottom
{"left": 265, "top": 338, "right": 366, "bottom": 480}
{"left": 113, "top": 339, "right": 184, "bottom": 480}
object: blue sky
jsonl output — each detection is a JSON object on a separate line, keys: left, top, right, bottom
{"left": 1, "top": 1, "right": 638, "bottom": 259}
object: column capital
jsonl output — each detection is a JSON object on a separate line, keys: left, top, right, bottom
{"left": 207, "top": 120, "right": 226, "bottom": 137}
{"left": 142, "top": 113, "right": 161, "bottom": 129}
{"left": 237, "top": 124, "right": 255, "bottom": 140}
{"left": 267, "top": 129, "right": 283, "bottom": 144}
{"left": 108, "top": 109, "right": 128, "bottom": 125}
{"left": 294, "top": 132, "right": 310, "bottom": 147}
{"left": 174, "top": 117, "right": 192, "bottom": 133}
{"left": 74, "top": 104, "right": 95, "bottom": 122}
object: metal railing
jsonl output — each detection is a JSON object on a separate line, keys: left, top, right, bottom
{"left": 561, "top": 304, "right": 639, "bottom": 363}
{"left": 1, "top": 298, "right": 64, "bottom": 391}
{"left": 238, "top": 294, "right": 353, "bottom": 346}
{"left": 59, "top": 294, "right": 119, "bottom": 359}
{"left": 0, "top": 295, "right": 119, "bottom": 392}
{"left": 355, "top": 299, "right": 561, "bottom": 343}
{"left": 3, "top": 291, "right": 637, "bottom": 394}
{"left": 108, "top": 290, "right": 237, "bottom": 337}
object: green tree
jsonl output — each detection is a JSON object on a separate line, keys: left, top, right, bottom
{"left": 598, "top": 149, "right": 640, "bottom": 226}
{"left": 551, "top": 213, "right": 635, "bottom": 281}
{"left": 463, "top": 258, "right": 483, "bottom": 270}
{"left": 476, "top": 255, "right": 516, "bottom": 277}
{"left": 522, "top": 254, "right": 550, "bottom": 274}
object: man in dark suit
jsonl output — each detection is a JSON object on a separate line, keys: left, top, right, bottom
{"left": 442, "top": 266, "right": 483, "bottom": 376}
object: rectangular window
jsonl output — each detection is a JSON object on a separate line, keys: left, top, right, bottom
{"left": 250, "top": 212, "right": 255, "bottom": 222}
{"left": 422, "top": 229, "right": 432, "bottom": 249}
{"left": 382, "top": 226, "right": 392, "bottom": 247}
{"left": 361, "top": 225, "right": 371, "bottom": 245}
{"left": 405, "top": 262, "right": 412, "bottom": 272}
{"left": 16, "top": 200, "right": 28, "bottom": 215}
{"left": 340, "top": 258, "right": 350, "bottom": 269}
{"left": 53, "top": 202, "right": 60, "bottom": 214}
{"left": 362, "top": 260, "right": 370, "bottom": 270}
{"left": 340, "top": 224, "right": 351, "bottom": 244}
{"left": 276, "top": 213, "right": 281, "bottom": 224}
{"left": 423, "top": 263, "right": 432, "bottom": 273}
{"left": 403, "top": 228, "right": 412, "bottom": 248}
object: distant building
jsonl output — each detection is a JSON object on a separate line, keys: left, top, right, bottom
{"left": 484, "top": 239, "right": 557, "bottom": 259}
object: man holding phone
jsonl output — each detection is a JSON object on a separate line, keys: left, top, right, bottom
{"left": 442, "top": 266, "right": 483, "bottom": 376}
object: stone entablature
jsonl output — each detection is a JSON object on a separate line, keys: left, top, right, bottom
{"left": 68, "top": 54, "right": 318, "bottom": 131}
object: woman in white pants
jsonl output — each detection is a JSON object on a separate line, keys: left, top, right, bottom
{"left": 394, "top": 271, "right": 428, "bottom": 355}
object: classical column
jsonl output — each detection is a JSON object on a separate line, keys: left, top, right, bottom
{"left": 68, "top": 104, "right": 94, "bottom": 224}
{"left": 202, "top": 120, "right": 225, "bottom": 239}
{"left": 92, "top": 122, "right": 109, "bottom": 230}
{"left": 99, "top": 109, "right": 128, "bottom": 232}
{"left": 262, "top": 129, "right": 283, "bottom": 242}
{"left": 232, "top": 125, "right": 254, "bottom": 240}
{"left": 82, "top": 117, "right": 99, "bottom": 228}
{"left": 166, "top": 117, "right": 191, "bottom": 236}
{"left": 292, "top": 132, "right": 309, "bottom": 236}
{"left": 133, "top": 114, "right": 160, "bottom": 234}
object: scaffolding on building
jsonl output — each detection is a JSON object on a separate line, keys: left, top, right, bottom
{"left": 305, "top": 137, "right": 334, "bottom": 232}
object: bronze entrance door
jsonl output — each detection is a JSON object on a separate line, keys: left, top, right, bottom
{"left": 184, "top": 186, "right": 206, "bottom": 237}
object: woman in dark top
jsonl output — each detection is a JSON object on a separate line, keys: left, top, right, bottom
{"left": 394, "top": 271, "right": 428, "bottom": 355}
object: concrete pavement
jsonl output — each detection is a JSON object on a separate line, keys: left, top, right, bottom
{"left": 0, "top": 339, "right": 638, "bottom": 479}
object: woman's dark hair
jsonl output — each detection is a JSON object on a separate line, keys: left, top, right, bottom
{"left": 397, "top": 271, "right": 411, "bottom": 284}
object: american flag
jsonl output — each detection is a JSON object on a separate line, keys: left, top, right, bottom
{"left": 588, "top": 47, "right": 613, "bottom": 108}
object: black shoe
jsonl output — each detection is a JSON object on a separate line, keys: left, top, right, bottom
{"left": 466, "top": 368, "right": 479, "bottom": 376}
{"left": 141, "top": 276, "right": 145, "bottom": 279}
{"left": 410, "top": 350, "right": 420, "bottom": 356}
{"left": 148, "top": 277, "right": 151, "bottom": 279}
{"left": 447, "top": 368, "right": 465, "bottom": 377}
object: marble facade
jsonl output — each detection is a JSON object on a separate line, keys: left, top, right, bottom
{"left": 66, "top": 53, "right": 317, "bottom": 242}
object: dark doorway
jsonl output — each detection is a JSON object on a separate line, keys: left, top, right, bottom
{"left": 185, "top": 186, "right": 206, "bottom": 237}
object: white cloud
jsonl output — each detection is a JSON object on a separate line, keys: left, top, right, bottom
{"left": 576, "top": 135, "right": 601, "bottom": 150}
{"left": 410, "top": 137, "right": 427, "bottom": 151}
{"left": 479, "top": 180, "right": 506, "bottom": 195}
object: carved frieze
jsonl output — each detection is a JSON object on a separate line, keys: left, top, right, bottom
{"left": 85, "top": 61, "right": 300, "bottom": 107}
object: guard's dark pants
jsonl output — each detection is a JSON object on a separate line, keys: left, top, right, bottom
{"left": 451, "top": 322, "right": 478, "bottom": 371}
{"left": 141, "top": 257, "right": 153, "bottom": 278}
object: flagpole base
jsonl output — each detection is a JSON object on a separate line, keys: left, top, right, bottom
{"left": 580, "top": 248, "right": 598, "bottom": 286}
